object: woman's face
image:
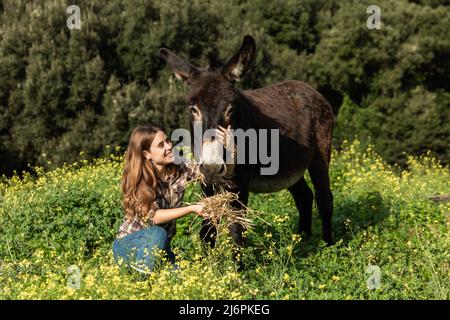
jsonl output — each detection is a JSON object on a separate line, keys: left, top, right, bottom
{"left": 144, "top": 131, "right": 174, "bottom": 166}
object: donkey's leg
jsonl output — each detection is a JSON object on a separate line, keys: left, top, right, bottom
{"left": 200, "top": 185, "right": 217, "bottom": 248}
{"left": 228, "top": 186, "right": 249, "bottom": 248}
{"left": 200, "top": 219, "right": 217, "bottom": 249}
{"left": 229, "top": 223, "right": 246, "bottom": 247}
{"left": 288, "top": 177, "right": 314, "bottom": 236}
{"left": 228, "top": 189, "right": 249, "bottom": 270}
{"left": 309, "top": 160, "right": 333, "bottom": 245}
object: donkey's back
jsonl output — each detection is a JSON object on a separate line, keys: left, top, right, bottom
{"left": 243, "top": 80, "right": 334, "bottom": 192}
{"left": 244, "top": 80, "right": 333, "bottom": 148}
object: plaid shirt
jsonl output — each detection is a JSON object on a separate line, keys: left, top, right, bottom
{"left": 117, "top": 162, "right": 201, "bottom": 240}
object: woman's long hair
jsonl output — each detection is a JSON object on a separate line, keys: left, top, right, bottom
{"left": 121, "top": 125, "right": 177, "bottom": 221}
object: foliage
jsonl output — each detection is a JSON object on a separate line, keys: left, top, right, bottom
{"left": 0, "top": 141, "right": 448, "bottom": 299}
{"left": 312, "top": 0, "right": 450, "bottom": 165}
{"left": 0, "top": 0, "right": 449, "bottom": 175}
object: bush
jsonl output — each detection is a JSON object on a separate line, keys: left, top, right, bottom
{"left": 1, "top": 0, "right": 449, "bottom": 175}
{"left": 0, "top": 154, "right": 124, "bottom": 260}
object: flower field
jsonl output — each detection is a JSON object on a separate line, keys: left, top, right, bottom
{"left": 0, "top": 141, "right": 448, "bottom": 299}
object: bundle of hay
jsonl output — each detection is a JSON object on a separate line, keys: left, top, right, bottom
{"left": 194, "top": 191, "right": 255, "bottom": 235}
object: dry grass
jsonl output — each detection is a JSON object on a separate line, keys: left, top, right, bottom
{"left": 184, "top": 184, "right": 258, "bottom": 238}
{"left": 199, "top": 191, "right": 254, "bottom": 232}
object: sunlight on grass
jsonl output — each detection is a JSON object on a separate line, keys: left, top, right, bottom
{"left": 0, "top": 141, "right": 449, "bottom": 299}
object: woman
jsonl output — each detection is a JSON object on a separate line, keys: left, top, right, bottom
{"left": 112, "top": 124, "right": 233, "bottom": 274}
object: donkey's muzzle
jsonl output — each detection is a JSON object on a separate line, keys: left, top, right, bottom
{"left": 200, "top": 164, "right": 226, "bottom": 183}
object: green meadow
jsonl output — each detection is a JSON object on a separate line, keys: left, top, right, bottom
{"left": 0, "top": 141, "right": 448, "bottom": 299}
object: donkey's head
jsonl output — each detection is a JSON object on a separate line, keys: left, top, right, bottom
{"left": 159, "top": 36, "right": 256, "bottom": 182}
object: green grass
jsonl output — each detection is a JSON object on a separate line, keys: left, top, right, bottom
{"left": 0, "top": 140, "right": 448, "bottom": 299}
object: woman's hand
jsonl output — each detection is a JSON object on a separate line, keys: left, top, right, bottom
{"left": 215, "top": 125, "right": 236, "bottom": 177}
{"left": 189, "top": 203, "right": 209, "bottom": 219}
{"left": 215, "top": 125, "right": 234, "bottom": 150}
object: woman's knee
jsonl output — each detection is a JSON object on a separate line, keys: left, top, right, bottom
{"left": 112, "top": 232, "right": 174, "bottom": 274}
{"left": 143, "top": 225, "right": 169, "bottom": 245}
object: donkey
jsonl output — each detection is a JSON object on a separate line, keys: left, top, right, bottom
{"left": 159, "top": 35, "right": 334, "bottom": 247}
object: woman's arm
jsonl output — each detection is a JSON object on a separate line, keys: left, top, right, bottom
{"left": 152, "top": 204, "right": 204, "bottom": 225}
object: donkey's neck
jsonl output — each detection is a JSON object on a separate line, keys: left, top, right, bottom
{"left": 235, "top": 90, "right": 257, "bottom": 130}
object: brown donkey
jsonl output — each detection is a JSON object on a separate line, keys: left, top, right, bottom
{"left": 159, "top": 35, "right": 334, "bottom": 247}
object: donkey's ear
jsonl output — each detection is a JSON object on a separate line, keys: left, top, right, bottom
{"left": 222, "top": 35, "right": 256, "bottom": 82}
{"left": 158, "top": 48, "right": 198, "bottom": 82}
